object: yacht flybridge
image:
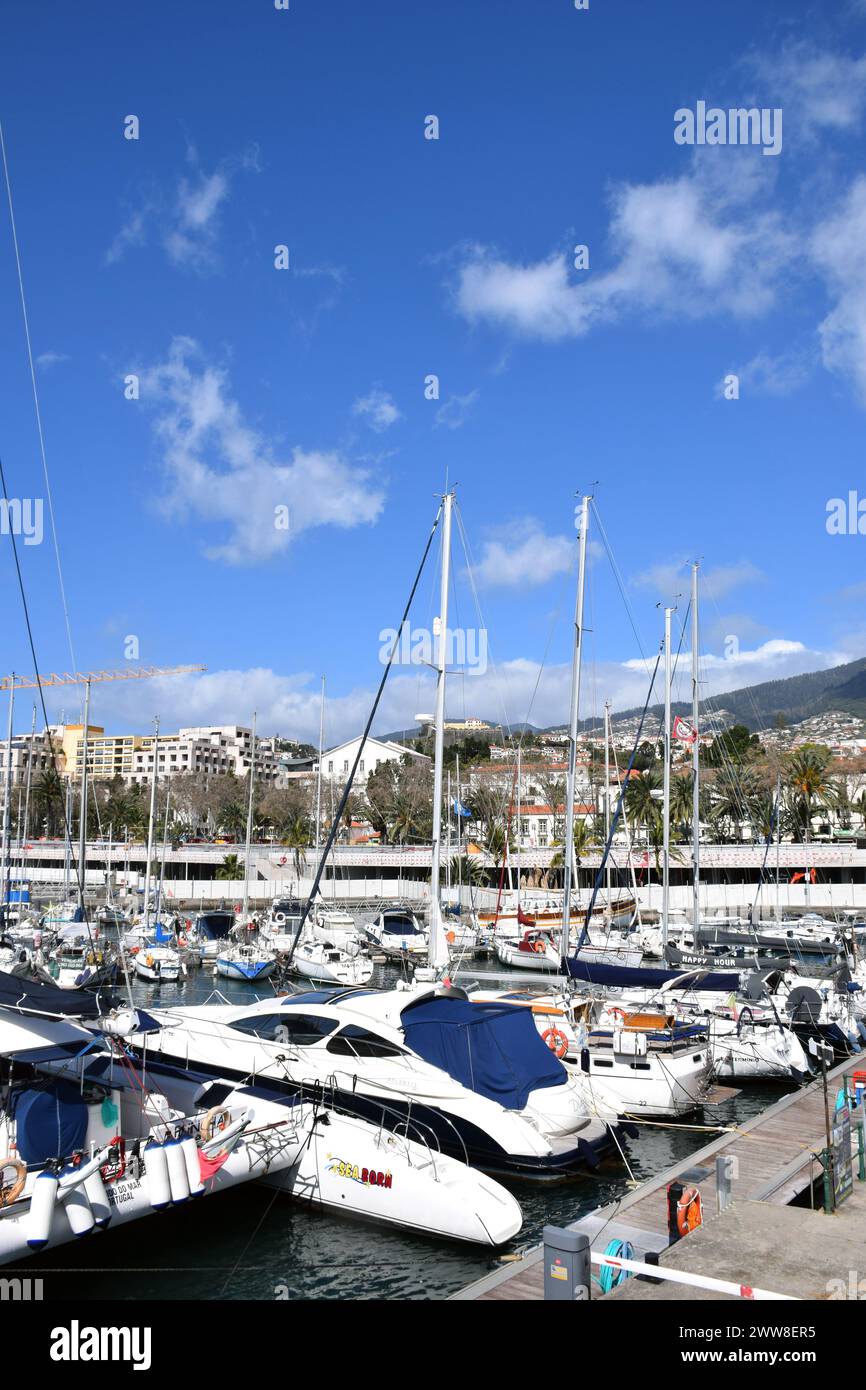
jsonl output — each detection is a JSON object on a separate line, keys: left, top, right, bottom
{"left": 129, "top": 983, "right": 625, "bottom": 1180}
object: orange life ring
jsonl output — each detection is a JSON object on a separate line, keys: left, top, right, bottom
{"left": 676, "top": 1186, "right": 703, "bottom": 1237}
{"left": 542, "top": 1027, "right": 569, "bottom": 1059}
{"left": 532, "top": 940, "right": 546, "bottom": 955}
{"left": 0, "top": 1156, "right": 26, "bottom": 1207}
{"left": 446, "top": 931, "right": 456, "bottom": 944}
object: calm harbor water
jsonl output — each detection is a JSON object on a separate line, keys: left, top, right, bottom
{"left": 28, "top": 955, "right": 787, "bottom": 1301}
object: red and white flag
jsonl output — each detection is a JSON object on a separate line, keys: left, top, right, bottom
{"left": 672, "top": 716, "right": 697, "bottom": 744}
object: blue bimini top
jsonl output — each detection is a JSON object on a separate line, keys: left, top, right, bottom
{"left": 401, "top": 995, "right": 565, "bottom": 1109}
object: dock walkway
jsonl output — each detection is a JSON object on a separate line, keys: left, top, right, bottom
{"left": 453, "top": 1052, "right": 864, "bottom": 1301}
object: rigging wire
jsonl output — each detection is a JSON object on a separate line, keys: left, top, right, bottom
{"left": 0, "top": 119, "right": 77, "bottom": 679}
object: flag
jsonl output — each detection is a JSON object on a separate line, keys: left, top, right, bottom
{"left": 672, "top": 716, "right": 696, "bottom": 743}
{"left": 452, "top": 799, "right": 472, "bottom": 818}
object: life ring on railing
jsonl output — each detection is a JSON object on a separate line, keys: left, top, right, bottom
{"left": 279, "top": 856, "right": 288, "bottom": 866}
{"left": 532, "top": 940, "right": 546, "bottom": 955}
{"left": 200, "top": 1106, "right": 230, "bottom": 1144}
{"left": 233, "top": 903, "right": 241, "bottom": 914}
{"left": 0, "top": 1156, "right": 26, "bottom": 1207}
{"left": 542, "top": 1027, "right": 569, "bottom": 1059}
{"left": 274, "top": 912, "right": 287, "bottom": 925}
{"left": 607, "top": 1006, "right": 626, "bottom": 1026}
{"left": 446, "top": 931, "right": 456, "bottom": 944}
{"left": 676, "top": 1186, "right": 703, "bottom": 1237}
{"left": 100, "top": 1137, "right": 125, "bottom": 1184}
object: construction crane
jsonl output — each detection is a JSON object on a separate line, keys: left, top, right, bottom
{"left": 0, "top": 665, "right": 206, "bottom": 692}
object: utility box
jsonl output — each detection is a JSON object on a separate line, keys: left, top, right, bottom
{"left": 543, "top": 1225, "right": 591, "bottom": 1301}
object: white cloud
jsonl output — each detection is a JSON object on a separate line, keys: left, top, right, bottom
{"left": 633, "top": 559, "right": 764, "bottom": 602}
{"left": 35, "top": 351, "right": 69, "bottom": 370}
{"left": 106, "top": 148, "right": 255, "bottom": 270}
{"left": 452, "top": 162, "right": 794, "bottom": 341}
{"left": 163, "top": 170, "right": 230, "bottom": 267}
{"left": 435, "top": 389, "right": 479, "bottom": 430}
{"left": 470, "top": 520, "right": 576, "bottom": 589}
{"left": 717, "top": 347, "right": 813, "bottom": 398}
{"left": 812, "top": 176, "right": 866, "bottom": 404}
{"left": 352, "top": 389, "right": 401, "bottom": 432}
{"left": 137, "top": 337, "right": 385, "bottom": 565}
{"left": 752, "top": 43, "right": 866, "bottom": 137}
{"left": 50, "top": 635, "right": 852, "bottom": 747}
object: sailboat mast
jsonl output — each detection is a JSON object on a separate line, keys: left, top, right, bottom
{"left": 142, "top": 716, "right": 160, "bottom": 929}
{"left": 242, "top": 712, "right": 257, "bottom": 924}
{"left": 561, "top": 494, "right": 590, "bottom": 957}
{"left": 1, "top": 676, "right": 14, "bottom": 913}
{"left": 428, "top": 490, "right": 454, "bottom": 968}
{"left": 604, "top": 701, "right": 611, "bottom": 908}
{"left": 314, "top": 676, "right": 325, "bottom": 853}
{"left": 18, "top": 703, "right": 35, "bottom": 886}
{"left": 691, "top": 562, "right": 700, "bottom": 928}
{"left": 77, "top": 679, "right": 91, "bottom": 914}
{"left": 662, "top": 606, "right": 673, "bottom": 955}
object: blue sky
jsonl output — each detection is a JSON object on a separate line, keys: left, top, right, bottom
{"left": 2, "top": 0, "right": 866, "bottom": 745}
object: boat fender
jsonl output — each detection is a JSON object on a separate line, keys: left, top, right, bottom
{"left": 145, "top": 1140, "right": 171, "bottom": 1210}
{"left": 83, "top": 1168, "right": 112, "bottom": 1228}
{"left": 180, "top": 1135, "right": 205, "bottom": 1198}
{"left": 541, "top": 1027, "right": 569, "bottom": 1059}
{"left": 27, "top": 1168, "right": 59, "bottom": 1250}
{"left": 165, "top": 1136, "right": 191, "bottom": 1204}
{"left": 60, "top": 1163, "right": 95, "bottom": 1238}
{"left": 0, "top": 1156, "right": 27, "bottom": 1207}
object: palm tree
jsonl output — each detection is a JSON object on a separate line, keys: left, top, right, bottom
{"left": 216, "top": 853, "right": 244, "bottom": 881}
{"left": 624, "top": 767, "right": 662, "bottom": 844}
{"left": 33, "top": 768, "right": 66, "bottom": 838}
{"left": 785, "top": 748, "right": 832, "bottom": 843}
{"left": 280, "top": 814, "right": 310, "bottom": 878}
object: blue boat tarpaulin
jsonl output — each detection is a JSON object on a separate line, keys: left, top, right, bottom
{"left": 560, "top": 956, "right": 741, "bottom": 993}
{"left": 11, "top": 1081, "right": 88, "bottom": 1165}
{"left": 402, "top": 996, "right": 564, "bottom": 1109}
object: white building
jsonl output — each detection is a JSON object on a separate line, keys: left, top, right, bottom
{"left": 318, "top": 736, "right": 429, "bottom": 785}
{"left": 129, "top": 726, "right": 282, "bottom": 785}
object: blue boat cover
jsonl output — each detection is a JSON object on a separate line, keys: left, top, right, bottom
{"left": 560, "top": 956, "right": 741, "bottom": 992}
{"left": 11, "top": 1081, "right": 88, "bottom": 1165}
{"left": 195, "top": 912, "right": 235, "bottom": 940}
{"left": 402, "top": 996, "right": 565, "bottom": 1108}
{"left": 0, "top": 968, "right": 116, "bottom": 1019}
{"left": 154, "top": 922, "right": 173, "bottom": 943}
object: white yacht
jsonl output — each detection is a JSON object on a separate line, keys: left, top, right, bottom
{"left": 129, "top": 984, "right": 625, "bottom": 1180}
{"left": 363, "top": 908, "right": 428, "bottom": 958}
{"left": 0, "top": 992, "right": 521, "bottom": 1256}
{"left": 469, "top": 987, "right": 711, "bottom": 1119}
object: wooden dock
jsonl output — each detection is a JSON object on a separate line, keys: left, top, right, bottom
{"left": 453, "top": 1051, "right": 865, "bottom": 1301}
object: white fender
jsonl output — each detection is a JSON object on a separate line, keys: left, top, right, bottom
{"left": 83, "top": 1167, "right": 112, "bottom": 1228}
{"left": 165, "top": 1137, "right": 190, "bottom": 1204}
{"left": 27, "top": 1169, "right": 58, "bottom": 1250}
{"left": 180, "top": 1135, "right": 205, "bottom": 1198}
{"left": 62, "top": 1175, "right": 95, "bottom": 1238}
{"left": 145, "top": 1140, "right": 171, "bottom": 1210}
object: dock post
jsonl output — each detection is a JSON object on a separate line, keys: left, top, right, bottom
{"left": 543, "top": 1226, "right": 591, "bottom": 1301}
{"left": 716, "top": 1154, "right": 735, "bottom": 1213}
